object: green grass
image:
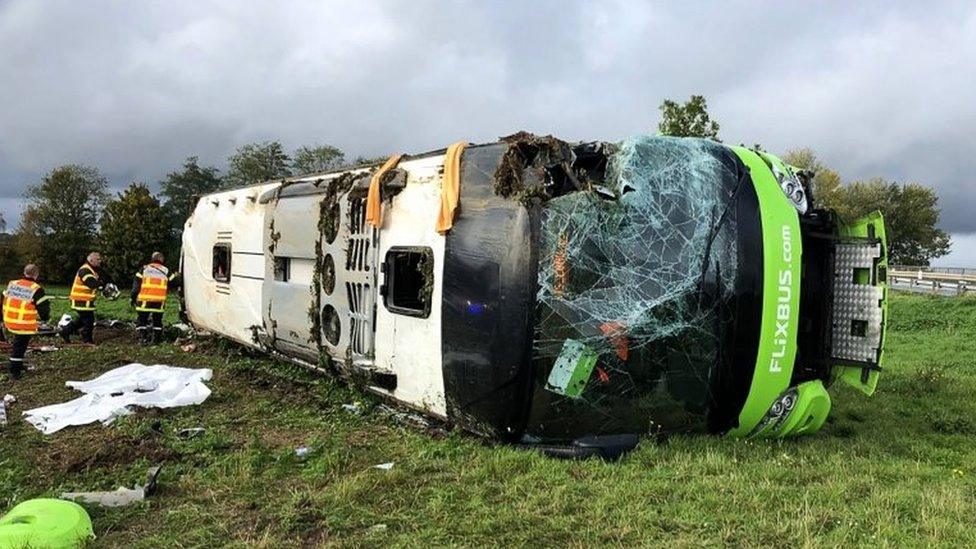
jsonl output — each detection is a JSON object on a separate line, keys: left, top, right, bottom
{"left": 40, "top": 285, "right": 182, "bottom": 326}
{"left": 2, "top": 293, "right": 976, "bottom": 547}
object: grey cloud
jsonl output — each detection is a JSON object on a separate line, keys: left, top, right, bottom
{"left": 1, "top": 0, "right": 975, "bottom": 243}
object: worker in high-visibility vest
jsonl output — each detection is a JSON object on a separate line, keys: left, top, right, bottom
{"left": 60, "top": 252, "right": 115, "bottom": 344}
{"left": 131, "top": 251, "right": 179, "bottom": 345}
{"left": 2, "top": 264, "right": 51, "bottom": 379}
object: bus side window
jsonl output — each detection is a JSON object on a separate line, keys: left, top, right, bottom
{"left": 382, "top": 247, "right": 433, "bottom": 318}
{"left": 213, "top": 244, "right": 231, "bottom": 282}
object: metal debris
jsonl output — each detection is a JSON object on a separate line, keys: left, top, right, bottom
{"left": 178, "top": 427, "right": 206, "bottom": 439}
{"left": 61, "top": 466, "right": 162, "bottom": 507}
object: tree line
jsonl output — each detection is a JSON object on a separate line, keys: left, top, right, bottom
{"left": 0, "top": 97, "right": 953, "bottom": 287}
{"left": 0, "top": 142, "right": 376, "bottom": 285}
{"left": 658, "top": 95, "right": 951, "bottom": 266}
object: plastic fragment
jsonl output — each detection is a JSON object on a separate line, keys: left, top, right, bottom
{"left": 61, "top": 466, "right": 162, "bottom": 507}
{"left": 178, "top": 427, "right": 206, "bottom": 439}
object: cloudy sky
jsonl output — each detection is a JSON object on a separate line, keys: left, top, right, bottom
{"left": 1, "top": 1, "right": 974, "bottom": 264}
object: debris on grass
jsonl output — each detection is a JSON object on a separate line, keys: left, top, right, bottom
{"left": 57, "top": 313, "right": 72, "bottom": 329}
{"left": 1, "top": 394, "right": 14, "bottom": 425}
{"left": 94, "top": 319, "right": 130, "bottom": 329}
{"left": 170, "top": 323, "right": 193, "bottom": 334}
{"left": 181, "top": 343, "right": 197, "bottom": 353}
{"left": 178, "top": 427, "right": 206, "bottom": 439}
{"left": 372, "top": 462, "right": 394, "bottom": 470}
{"left": 341, "top": 402, "right": 362, "bottom": 414}
{"left": 376, "top": 404, "right": 431, "bottom": 430}
{"left": 24, "top": 364, "right": 213, "bottom": 434}
{"left": 61, "top": 465, "right": 163, "bottom": 508}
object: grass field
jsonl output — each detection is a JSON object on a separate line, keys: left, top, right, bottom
{"left": 2, "top": 291, "right": 975, "bottom": 547}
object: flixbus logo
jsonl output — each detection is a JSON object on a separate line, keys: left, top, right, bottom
{"left": 770, "top": 224, "right": 793, "bottom": 373}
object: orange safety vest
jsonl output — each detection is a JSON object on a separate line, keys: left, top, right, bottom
{"left": 3, "top": 279, "right": 42, "bottom": 335}
{"left": 135, "top": 262, "right": 171, "bottom": 312}
{"left": 69, "top": 264, "right": 99, "bottom": 310}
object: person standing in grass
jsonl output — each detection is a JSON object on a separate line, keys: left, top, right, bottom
{"left": 2, "top": 264, "right": 51, "bottom": 379}
{"left": 131, "top": 251, "right": 179, "bottom": 345}
{"left": 61, "top": 251, "right": 115, "bottom": 344}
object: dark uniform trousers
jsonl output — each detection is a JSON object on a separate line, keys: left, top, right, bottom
{"left": 136, "top": 310, "right": 164, "bottom": 344}
{"left": 9, "top": 334, "right": 31, "bottom": 379}
{"left": 62, "top": 310, "right": 96, "bottom": 344}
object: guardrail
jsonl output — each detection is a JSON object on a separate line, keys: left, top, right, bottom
{"left": 888, "top": 267, "right": 976, "bottom": 296}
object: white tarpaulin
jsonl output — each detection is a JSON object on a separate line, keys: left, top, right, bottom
{"left": 23, "top": 363, "right": 213, "bottom": 434}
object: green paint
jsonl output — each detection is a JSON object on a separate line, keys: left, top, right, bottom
{"left": 727, "top": 148, "right": 803, "bottom": 438}
{"left": 836, "top": 210, "right": 888, "bottom": 395}
{"left": 546, "top": 339, "right": 599, "bottom": 398}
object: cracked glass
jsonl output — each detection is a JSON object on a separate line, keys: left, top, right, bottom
{"left": 527, "top": 136, "right": 744, "bottom": 439}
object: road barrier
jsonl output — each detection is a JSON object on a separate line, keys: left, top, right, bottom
{"left": 888, "top": 266, "right": 976, "bottom": 296}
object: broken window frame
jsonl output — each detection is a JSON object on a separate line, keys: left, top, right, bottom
{"left": 382, "top": 246, "right": 434, "bottom": 319}
{"left": 212, "top": 244, "right": 231, "bottom": 283}
{"left": 273, "top": 256, "right": 291, "bottom": 282}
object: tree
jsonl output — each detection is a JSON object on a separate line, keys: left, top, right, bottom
{"left": 160, "top": 156, "right": 222, "bottom": 234}
{"left": 292, "top": 144, "right": 345, "bottom": 175}
{"left": 838, "top": 178, "right": 950, "bottom": 266}
{"left": 658, "top": 95, "right": 721, "bottom": 140}
{"left": 782, "top": 148, "right": 844, "bottom": 211}
{"left": 0, "top": 233, "right": 23, "bottom": 282}
{"left": 224, "top": 141, "right": 292, "bottom": 187}
{"left": 98, "top": 183, "right": 171, "bottom": 284}
{"left": 15, "top": 165, "right": 109, "bottom": 283}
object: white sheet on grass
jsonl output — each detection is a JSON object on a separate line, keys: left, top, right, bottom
{"left": 23, "top": 363, "right": 213, "bottom": 434}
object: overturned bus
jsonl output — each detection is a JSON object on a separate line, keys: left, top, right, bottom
{"left": 181, "top": 134, "right": 887, "bottom": 445}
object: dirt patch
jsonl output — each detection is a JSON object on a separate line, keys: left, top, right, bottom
{"left": 257, "top": 428, "right": 311, "bottom": 450}
{"left": 92, "top": 326, "right": 139, "bottom": 345}
{"left": 36, "top": 428, "right": 178, "bottom": 475}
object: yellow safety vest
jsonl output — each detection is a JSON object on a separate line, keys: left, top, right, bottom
{"left": 135, "top": 263, "right": 171, "bottom": 312}
{"left": 69, "top": 264, "right": 99, "bottom": 311}
{"left": 3, "top": 279, "right": 42, "bottom": 335}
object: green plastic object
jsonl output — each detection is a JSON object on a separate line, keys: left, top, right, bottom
{"left": 0, "top": 498, "right": 94, "bottom": 549}
{"left": 546, "top": 339, "right": 598, "bottom": 398}
{"left": 746, "top": 380, "right": 832, "bottom": 439}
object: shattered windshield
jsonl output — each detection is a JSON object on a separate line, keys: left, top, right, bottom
{"left": 525, "top": 136, "right": 744, "bottom": 440}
